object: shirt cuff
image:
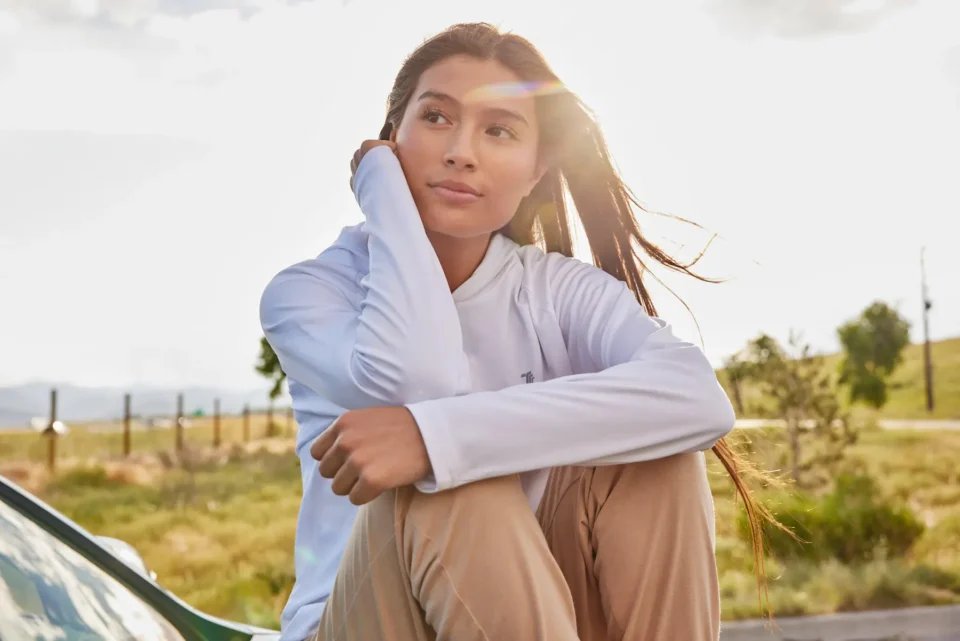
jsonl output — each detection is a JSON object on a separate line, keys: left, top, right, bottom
{"left": 406, "top": 400, "right": 459, "bottom": 493}
{"left": 352, "top": 144, "right": 399, "bottom": 204}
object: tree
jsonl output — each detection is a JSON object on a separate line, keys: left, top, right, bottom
{"left": 837, "top": 301, "right": 911, "bottom": 409}
{"left": 742, "top": 332, "right": 856, "bottom": 488}
{"left": 255, "top": 336, "right": 286, "bottom": 401}
{"left": 722, "top": 353, "right": 752, "bottom": 417}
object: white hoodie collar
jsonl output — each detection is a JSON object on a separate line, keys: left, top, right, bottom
{"left": 452, "top": 233, "right": 518, "bottom": 303}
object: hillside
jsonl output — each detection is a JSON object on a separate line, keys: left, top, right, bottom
{"left": 719, "top": 336, "right": 960, "bottom": 420}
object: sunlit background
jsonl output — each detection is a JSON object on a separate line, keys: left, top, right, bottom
{"left": 1, "top": 4, "right": 959, "bottom": 635}
{"left": 1, "top": 0, "right": 957, "bottom": 392}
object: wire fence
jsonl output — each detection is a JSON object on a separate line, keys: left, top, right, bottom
{"left": 0, "top": 388, "right": 296, "bottom": 471}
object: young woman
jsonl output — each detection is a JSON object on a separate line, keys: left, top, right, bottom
{"left": 261, "top": 22, "right": 769, "bottom": 641}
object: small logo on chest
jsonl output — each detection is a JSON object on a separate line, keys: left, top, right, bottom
{"left": 521, "top": 371, "right": 535, "bottom": 384}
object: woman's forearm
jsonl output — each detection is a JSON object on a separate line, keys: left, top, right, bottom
{"left": 349, "top": 146, "right": 470, "bottom": 403}
{"left": 260, "top": 146, "right": 470, "bottom": 411}
{"left": 408, "top": 320, "right": 735, "bottom": 492}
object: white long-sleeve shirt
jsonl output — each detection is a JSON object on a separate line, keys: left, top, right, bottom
{"left": 259, "top": 146, "right": 735, "bottom": 641}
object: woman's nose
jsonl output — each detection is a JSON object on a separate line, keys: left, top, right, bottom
{"left": 443, "top": 130, "right": 477, "bottom": 170}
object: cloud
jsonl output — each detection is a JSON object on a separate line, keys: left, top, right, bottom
{"left": 0, "top": 0, "right": 364, "bottom": 127}
{"left": 707, "top": 0, "right": 921, "bottom": 37}
{"left": 0, "top": 0, "right": 313, "bottom": 79}
{"left": 0, "top": 130, "right": 210, "bottom": 244}
{"left": 0, "top": 2, "right": 291, "bottom": 134}
{"left": 0, "top": 0, "right": 289, "bottom": 28}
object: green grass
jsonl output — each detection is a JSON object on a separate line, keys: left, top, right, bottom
{"left": 28, "top": 445, "right": 302, "bottom": 630}
{"left": 706, "top": 427, "right": 960, "bottom": 619}
{"left": 3, "top": 428, "right": 958, "bottom": 628}
{"left": 719, "top": 336, "right": 960, "bottom": 420}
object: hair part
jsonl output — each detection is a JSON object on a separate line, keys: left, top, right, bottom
{"left": 383, "top": 22, "right": 784, "bottom": 616}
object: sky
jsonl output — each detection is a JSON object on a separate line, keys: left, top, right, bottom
{"left": 0, "top": 0, "right": 957, "bottom": 392}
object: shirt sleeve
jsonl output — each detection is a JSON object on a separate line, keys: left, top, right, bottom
{"left": 259, "top": 145, "right": 470, "bottom": 411}
{"left": 406, "top": 254, "right": 735, "bottom": 492}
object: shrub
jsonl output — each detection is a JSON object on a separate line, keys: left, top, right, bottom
{"left": 746, "top": 492, "right": 824, "bottom": 562}
{"left": 47, "top": 465, "right": 119, "bottom": 493}
{"left": 820, "top": 474, "right": 925, "bottom": 563}
{"left": 740, "top": 473, "right": 925, "bottom": 563}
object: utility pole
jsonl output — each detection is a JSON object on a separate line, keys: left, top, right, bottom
{"left": 921, "top": 247, "right": 934, "bottom": 412}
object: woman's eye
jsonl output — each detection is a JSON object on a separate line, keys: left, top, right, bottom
{"left": 487, "top": 126, "right": 517, "bottom": 140}
{"left": 424, "top": 110, "right": 450, "bottom": 125}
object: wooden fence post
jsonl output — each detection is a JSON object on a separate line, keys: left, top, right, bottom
{"left": 123, "top": 393, "right": 131, "bottom": 457}
{"left": 176, "top": 393, "right": 184, "bottom": 451}
{"left": 213, "top": 398, "right": 221, "bottom": 448}
{"left": 45, "top": 388, "right": 58, "bottom": 474}
{"left": 243, "top": 405, "right": 250, "bottom": 442}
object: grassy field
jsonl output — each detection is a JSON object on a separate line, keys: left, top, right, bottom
{"left": 719, "top": 336, "right": 960, "bottom": 420}
{"left": 710, "top": 427, "right": 960, "bottom": 618}
{"left": 1, "top": 440, "right": 302, "bottom": 630}
{"left": 2, "top": 427, "right": 958, "bottom": 629}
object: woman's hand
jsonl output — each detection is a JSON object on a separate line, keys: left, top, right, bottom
{"left": 350, "top": 140, "right": 397, "bottom": 192}
{"left": 310, "top": 406, "right": 432, "bottom": 505}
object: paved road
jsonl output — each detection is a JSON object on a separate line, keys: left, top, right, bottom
{"left": 735, "top": 418, "right": 960, "bottom": 431}
{"left": 721, "top": 604, "right": 960, "bottom": 641}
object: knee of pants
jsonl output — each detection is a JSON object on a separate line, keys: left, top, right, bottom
{"left": 400, "top": 474, "right": 539, "bottom": 554}
{"left": 591, "top": 453, "right": 715, "bottom": 514}
{"left": 406, "top": 474, "right": 530, "bottom": 521}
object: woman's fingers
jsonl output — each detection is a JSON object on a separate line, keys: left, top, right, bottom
{"left": 330, "top": 459, "right": 360, "bottom": 497}
{"left": 351, "top": 141, "right": 396, "bottom": 175}
{"left": 348, "top": 475, "right": 380, "bottom": 506}
{"left": 313, "top": 417, "right": 349, "bottom": 479}
{"left": 352, "top": 147, "right": 363, "bottom": 173}
{"left": 359, "top": 139, "right": 396, "bottom": 156}
{"left": 350, "top": 139, "right": 397, "bottom": 192}
{"left": 310, "top": 422, "right": 338, "bottom": 462}
{"left": 318, "top": 441, "right": 348, "bottom": 479}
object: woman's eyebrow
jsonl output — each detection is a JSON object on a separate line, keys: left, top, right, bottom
{"left": 417, "top": 90, "right": 459, "bottom": 105}
{"left": 417, "top": 89, "right": 529, "bottom": 127}
{"left": 484, "top": 107, "right": 528, "bottom": 127}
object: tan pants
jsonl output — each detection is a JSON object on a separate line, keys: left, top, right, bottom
{"left": 313, "top": 453, "right": 719, "bottom": 641}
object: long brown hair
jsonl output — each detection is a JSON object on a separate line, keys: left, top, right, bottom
{"left": 383, "top": 22, "right": 782, "bottom": 614}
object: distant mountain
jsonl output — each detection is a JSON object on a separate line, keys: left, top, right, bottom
{"left": 0, "top": 382, "right": 283, "bottom": 429}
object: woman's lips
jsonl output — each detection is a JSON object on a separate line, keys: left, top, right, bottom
{"left": 429, "top": 184, "right": 482, "bottom": 205}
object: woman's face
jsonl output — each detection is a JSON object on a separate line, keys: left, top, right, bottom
{"left": 392, "top": 55, "right": 544, "bottom": 239}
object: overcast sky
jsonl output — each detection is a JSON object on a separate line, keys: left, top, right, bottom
{"left": 1, "top": 0, "right": 957, "bottom": 391}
